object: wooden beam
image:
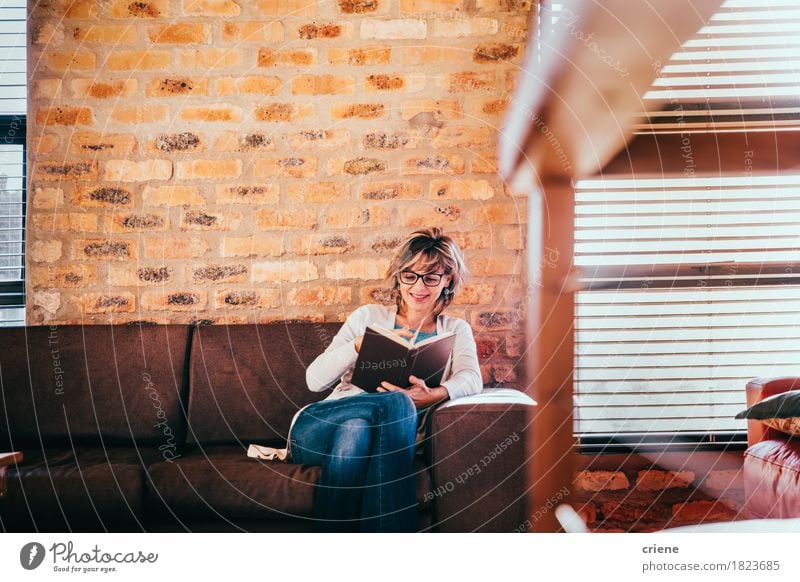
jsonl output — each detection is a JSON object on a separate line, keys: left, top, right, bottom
{"left": 602, "top": 130, "right": 800, "bottom": 176}
{"left": 526, "top": 179, "right": 576, "bottom": 532}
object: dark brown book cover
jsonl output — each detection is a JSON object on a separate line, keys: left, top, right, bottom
{"left": 351, "top": 326, "right": 457, "bottom": 393}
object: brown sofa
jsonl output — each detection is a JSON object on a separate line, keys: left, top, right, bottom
{"left": 0, "top": 322, "right": 535, "bottom": 532}
{"left": 743, "top": 377, "right": 800, "bottom": 519}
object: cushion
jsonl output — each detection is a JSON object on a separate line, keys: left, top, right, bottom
{"left": 0, "top": 447, "right": 163, "bottom": 532}
{"left": 735, "top": 390, "right": 800, "bottom": 420}
{"left": 762, "top": 417, "right": 800, "bottom": 437}
{"left": 186, "top": 323, "right": 338, "bottom": 445}
{"left": 0, "top": 324, "right": 191, "bottom": 448}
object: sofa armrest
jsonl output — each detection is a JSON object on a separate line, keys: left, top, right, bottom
{"left": 745, "top": 377, "right": 800, "bottom": 447}
{"left": 427, "top": 388, "right": 536, "bottom": 532}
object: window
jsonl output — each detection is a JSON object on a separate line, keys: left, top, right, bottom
{"left": 0, "top": 0, "right": 26, "bottom": 326}
{"left": 573, "top": 0, "right": 800, "bottom": 448}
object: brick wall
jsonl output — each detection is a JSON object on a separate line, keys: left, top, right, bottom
{"left": 26, "top": 0, "right": 531, "bottom": 385}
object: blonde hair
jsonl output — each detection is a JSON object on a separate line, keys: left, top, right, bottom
{"left": 385, "top": 227, "right": 468, "bottom": 318}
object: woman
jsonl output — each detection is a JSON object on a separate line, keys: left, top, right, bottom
{"left": 288, "top": 227, "right": 482, "bottom": 532}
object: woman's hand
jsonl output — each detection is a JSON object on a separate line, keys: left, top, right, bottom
{"left": 354, "top": 334, "right": 364, "bottom": 353}
{"left": 378, "top": 375, "right": 449, "bottom": 409}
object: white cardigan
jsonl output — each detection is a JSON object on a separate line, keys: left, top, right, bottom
{"left": 297, "top": 304, "right": 482, "bottom": 423}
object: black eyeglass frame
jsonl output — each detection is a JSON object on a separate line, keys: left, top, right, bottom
{"left": 398, "top": 269, "right": 447, "bottom": 287}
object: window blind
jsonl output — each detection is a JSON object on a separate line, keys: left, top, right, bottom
{"left": 639, "top": 0, "right": 800, "bottom": 131}
{"left": 0, "top": 0, "right": 26, "bottom": 326}
{"left": 574, "top": 175, "right": 800, "bottom": 441}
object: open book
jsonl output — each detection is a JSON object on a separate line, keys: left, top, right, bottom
{"left": 350, "top": 325, "right": 457, "bottom": 393}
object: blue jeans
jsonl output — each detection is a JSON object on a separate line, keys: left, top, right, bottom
{"left": 289, "top": 391, "right": 419, "bottom": 532}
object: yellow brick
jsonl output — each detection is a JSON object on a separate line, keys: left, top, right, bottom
{"left": 182, "top": 0, "right": 242, "bottom": 16}
{"left": 34, "top": 134, "right": 60, "bottom": 155}
{"left": 291, "top": 234, "right": 353, "bottom": 255}
{"left": 30, "top": 264, "right": 97, "bottom": 288}
{"left": 328, "top": 157, "right": 387, "bottom": 176}
{"left": 143, "top": 185, "right": 204, "bottom": 206}
{"left": 469, "top": 255, "right": 521, "bottom": 276}
{"left": 324, "top": 258, "right": 390, "bottom": 281}
{"left": 364, "top": 74, "right": 425, "bottom": 92}
{"left": 73, "top": 185, "right": 135, "bottom": 207}
{"left": 72, "top": 25, "right": 138, "bottom": 44}
{"left": 145, "top": 237, "right": 209, "bottom": 259}
{"left": 104, "top": 159, "right": 172, "bottom": 182}
{"left": 214, "top": 131, "right": 274, "bottom": 152}
{"left": 148, "top": 23, "right": 210, "bottom": 44}
{"left": 36, "top": 106, "right": 93, "bottom": 126}
{"left": 399, "top": 47, "right": 464, "bottom": 66}
{"left": 251, "top": 260, "right": 319, "bottom": 283}
{"left": 105, "top": 212, "right": 169, "bottom": 233}
{"left": 33, "top": 160, "right": 99, "bottom": 181}
{"left": 360, "top": 18, "right": 426, "bottom": 40}
{"left": 30, "top": 240, "right": 62, "bottom": 262}
{"left": 258, "top": 47, "right": 317, "bottom": 67}
{"left": 449, "top": 229, "right": 494, "bottom": 249}
{"left": 221, "top": 21, "right": 284, "bottom": 43}
{"left": 214, "top": 288, "right": 281, "bottom": 309}
{"left": 452, "top": 283, "right": 496, "bottom": 305}
{"left": 178, "top": 48, "right": 243, "bottom": 69}
{"left": 256, "top": 208, "right": 317, "bottom": 230}
{"left": 292, "top": 75, "right": 355, "bottom": 95}
{"left": 107, "top": 264, "right": 175, "bottom": 286}
{"left": 106, "top": 50, "right": 171, "bottom": 71}
{"left": 146, "top": 76, "right": 210, "bottom": 97}
{"left": 175, "top": 159, "right": 242, "bottom": 180}
{"left": 109, "top": 104, "right": 170, "bottom": 124}
{"left": 178, "top": 105, "right": 242, "bottom": 122}
{"left": 215, "top": 183, "right": 279, "bottom": 204}
{"left": 359, "top": 181, "right": 422, "bottom": 200}
{"left": 72, "top": 238, "right": 137, "bottom": 261}
{"left": 215, "top": 75, "right": 282, "bottom": 96}
{"left": 296, "top": 22, "right": 348, "bottom": 39}
{"left": 33, "top": 79, "right": 63, "bottom": 100}
{"left": 287, "top": 182, "right": 349, "bottom": 203}
{"left": 256, "top": 0, "right": 316, "bottom": 16}
{"left": 502, "top": 228, "right": 525, "bottom": 250}
{"left": 330, "top": 103, "right": 386, "bottom": 119}
{"left": 181, "top": 210, "right": 242, "bottom": 230}
{"left": 45, "top": 51, "right": 96, "bottom": 72}
{"left": 338, "top": 0, "right": 382, "bottom": 13}
{"left": 328, "top": 46, "right": 390, "bottom": 65}
{"left": 287, "top": 129, "right": 350, "bottom": 149}
{"left": 431, "top": 17, "right": 499, "bottom": 37}
{"left": 32, "top": 213, "right": 98, "bottom": 233}
{"left": 473, "top": 43, "right": 521, "bottom": 64}
{"left": 220, "top": 235, "right": 283, "bottom": 257}
{"left": 254, "top": 103, "right": 314, "bottom": 122}
{"left": 32, "top": 22, "right": 63, "bottom": 45}
{"left": 429, "top": 179, "right": 494, "bottom": 200}
{"left": 140, "top": 290, "right": 208, "bottom": 311}
{"left": 71, "top": 78, "right": 138, "bottom": 99}
{"left": 397, "top": 204, "right": 462, "bottom": 228}
{"left": 472, "top": 151, "right": 498, "bottom": 173}
{"left": 62, "top": 0, "right": 99, "bottom": 19}
{"left": 77, "top": 292, "right": 137, "bottom": 314}
{"left": 323, "top": 206, "right": 389, "bottom": 229}
{"left": 287, "top": 286, "right": 351, "bottom": 306}
{"left": 447, "top": 71, "right": 497, "bottom": 92}
{"left": 402, "top": 154, "right": 464, "bottom": 175}
{"left": 110, "top": 0, "right": 171, "bottom": 18}
{"left": 400, "top": 99, "right": 462, "bottom": 120}
{"left": 468, "top": 203, "right": 522, "bottom": 225}
{"left": 70, "top": 132, "right": 137, "bottom": 156}
{"left": 253, "top": 157, "right": 316, "bottom": 178}
{"left": 432, "top": 126, "right": 494, "bottom": 149}
{"left": 400, "top": 0, "right": 462, "bottom": 12}
{"left": 33, "top": 187, "right": 64, "bottom": 209}
{"left": 149, "top": 131, "right": 205, "bottom": 154}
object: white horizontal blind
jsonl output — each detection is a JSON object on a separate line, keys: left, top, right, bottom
{"left": 639, "top": 0, "right": 800, "bottom": 131}
{"left": 0, "top": 0, "right": 26, "bottom": 116}
{"left": 574, "top": 175, "right": 800, "bottom": 438}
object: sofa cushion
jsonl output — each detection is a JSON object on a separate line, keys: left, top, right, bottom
{"left": 186, "top": 323, "right": 339, "bottom": 445}
{"left": 0, "top": 324, "right": 191, "bottom": 448}
{"left": 743, "top": 439, "right": 800, "bottom": 519}
{"left": 144, "top": 446, "right": 433, "bottom": 526}
{"left": 0, "top": 447, "right": 163, "bottom": 531}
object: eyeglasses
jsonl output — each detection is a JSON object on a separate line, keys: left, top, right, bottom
{"left": 399, "top": 270, "right": 446, "bottom": 287}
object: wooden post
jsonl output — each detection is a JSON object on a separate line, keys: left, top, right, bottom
{"left": 526, "top": 178, "right": 576, "bottom": 532}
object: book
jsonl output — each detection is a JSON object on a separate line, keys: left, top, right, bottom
{"left": 350, "top": 325, "right": 457, "bottom": 393}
